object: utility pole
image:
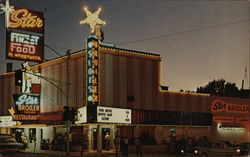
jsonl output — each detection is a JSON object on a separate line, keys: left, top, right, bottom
{"left": 43, "top": 44, "right": 72, "bottom": 155}
{"left": 248, "top": 0, "right": 250, "bottom": 143}
{"left": 66, "top": 49, "right": 71, "bottom": 156}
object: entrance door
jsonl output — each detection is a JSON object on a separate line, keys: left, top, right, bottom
{"left": 92, "top": 128, "right": 97, "bottom": 150}
{"left": 102, "top": 128, "right": 110, "bottom": 150}
{"left": 29, "top": 128, "right": 36, "bottom": 143}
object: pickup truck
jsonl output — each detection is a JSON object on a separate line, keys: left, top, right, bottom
{"left": 191, "top": 141, "right": 241, "bottom": 157}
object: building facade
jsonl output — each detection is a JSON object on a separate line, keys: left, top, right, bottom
{"left": 0, "top": 39, "right": 249, "bottom": 152}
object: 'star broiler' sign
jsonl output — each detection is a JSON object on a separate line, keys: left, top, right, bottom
{"left": 6, "top": 7, "right": 44, "bottom": 62}
{"left": 12, "top": 94, "right": 40, "bottom": 121}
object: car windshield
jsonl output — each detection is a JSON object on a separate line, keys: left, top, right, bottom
{"left": 222, "top": 141, "right": 234, "bottom": 147}
{"left": 198, "top": 141, "right": 212, "bottom": 147}
{"left": 240, "top": 143, "right": 250, "bottom": 148}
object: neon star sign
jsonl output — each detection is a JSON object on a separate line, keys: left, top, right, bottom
{"left": 0, "top": 0, "right": 14, "bottom": 28}
{"left": 80, "top": 7, "right": 106, "bottom": 33}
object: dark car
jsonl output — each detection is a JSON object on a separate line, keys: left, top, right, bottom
{"left": 238, "top": 142, "right": 250, "bottom": 156}
{"left": 0, "top": 135, "right": 24, "bottom": 153}
{"left": 189, "top": 141, "right": 241, "bottom": 157}
{"left": 220, "top": 141, "right": 237, "bottom": 147}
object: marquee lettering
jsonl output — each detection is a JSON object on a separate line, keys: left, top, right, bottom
{"left": 18, "top": 104, "right": 40, "bottom": 112}
{"left": 213, "top": 116, "right": 235, "bottom": 123}
{"left": 11, "top": 32, "right": 39, "bottom": 45}
{"left": 16, "top": 95, "right": 39, "bottom": 105}
{"left": 236, "top": 117, "right": 249, "bottom": 123}
{"left": 9, "top": 9, "right": 43, "bottom": 29}
{"left": 211, "top": 100, "right": 249, "bottom": 114}
{"left": 14, "top": 114, "right": 39, "bottom": 120}
{"left": 11, "top": 42, "right": 36, "bottom": 54}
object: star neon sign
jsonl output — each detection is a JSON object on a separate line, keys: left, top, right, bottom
{"left": 0, "top": 0, "right": 14, "bottom": 28}
{"left": 80, "top": 7, "right": 106, "bottom": 33}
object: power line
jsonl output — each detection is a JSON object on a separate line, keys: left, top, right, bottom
{"left": 117, "top": 18, "right": 249, "bottom": 46}
{"left": 45, "top": 43, "right": 69, "bottom": 52}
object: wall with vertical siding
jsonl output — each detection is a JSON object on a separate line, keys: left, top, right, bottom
{"left": 157, "top": 92, "right": 211, "bottom": 113}
{"left": 99, "top": 47, "right": 215, "bottom": 113}
{"left": 39, "top": 51, "right": 86, "bottom": 113}
{"left": 0, "top": 73, "right": 19, "bottom": 115}
{"left": 100, "top": 48, "right": 161, "bottom": 110}
{"left": 0, "top": 47, "right": 249, "bottom": 122}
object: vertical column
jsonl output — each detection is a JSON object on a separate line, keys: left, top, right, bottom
{"left": 36, "top": 128, "right": 41, "bottom": 151}
{"left": 134, "top": 126, "right": 139, "bottom": 137}
{"left": 97, "top": 125, "right": 102, "bottom": 152}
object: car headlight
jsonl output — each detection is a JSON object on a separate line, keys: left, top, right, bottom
{"left": 194, "top": 150, "right": 198, "bottom": 154}
{"left": 181, "top": 149, "right": 184, "bottom": 153}
{"left": 236, "top": 149, "right": 240, "bottom": 153}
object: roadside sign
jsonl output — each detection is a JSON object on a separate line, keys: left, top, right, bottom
{"left": 0, "top": 116, "right": 13, "bottom": 122}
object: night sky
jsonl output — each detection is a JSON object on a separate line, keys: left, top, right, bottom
{"left": 0, "top": 0, "right": 249, "bottom": 91}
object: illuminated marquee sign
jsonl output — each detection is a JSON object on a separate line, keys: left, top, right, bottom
{"left": 211, "top": 100, "right": 249, "bottom": 114}
{"left": 13, "top": 94, "right": 40, "bottom": 115}
{"left": 236, "top": 117, "right": 249, "bottom": 123}
{"left": 218, "top": 125, "right": 245, "bottom": 131}
{"left": 6, "top": 30, "right": 44, "bottom": 62}
{"left": 97, "top": 106, "right": 131, "bottom": 124}
{"left": 9, "top": 7, "right": 44, "bottom": 33}
{"left": 75, "top": 106, "right": 87, "bottom": 124}
{"left": 86, "top": 35, "right": 99, "bottom": 106}
{"left": 6, "top": 6, "right": 44, "bottom": 62}
{"left": 213, "top": 116, "right": 235, "bottom": 123}
{"left": 13, "top": 114, "right": 39, "bottom": 121}
{"left": 214, "top": 116, "right": 249, "bottom": 123}
{"left": 0, "top": 116, "right": 16, "bottom": 127}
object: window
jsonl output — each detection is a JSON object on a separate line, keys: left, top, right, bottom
{"left": 132, "top": 110, "right": 212, "bottom": 126}
{"left": 127, "top": 96, "right": 135, "bottom": 102}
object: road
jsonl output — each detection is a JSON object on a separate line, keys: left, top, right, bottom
{"left": 0, "top": 152, "right": 173, "bottom": 157}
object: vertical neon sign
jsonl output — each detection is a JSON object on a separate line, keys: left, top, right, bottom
{"left": 87, "top": 35, "right": 99, "bottom": 106}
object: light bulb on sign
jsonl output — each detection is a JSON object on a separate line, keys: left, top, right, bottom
{"left": 80, "top": 7, "right": 106, "bottom": 33}
{"left": 0, "top": 0, "right": 14, "bottom": 28}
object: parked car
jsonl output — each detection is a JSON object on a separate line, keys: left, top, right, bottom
{"left": 238, "top": 142, "right": 250, "bottom": 156}
{"left": 220, "top": 140, "right": 237, "bottom": 147}
{"left": 190, "top": 141, "right": 241, "bottom": 156}
{"left": 0, "top": 135, "right": 24, "bottom": 153}
{"left": 51, "top": 134, "right": 66, "bottom": 151}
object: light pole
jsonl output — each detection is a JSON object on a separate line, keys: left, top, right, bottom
{"left": 44, "top": 44, "right": 72, "bottom": 155}
{"left": 248, "top": 0, "right": 250, "bottom": 144}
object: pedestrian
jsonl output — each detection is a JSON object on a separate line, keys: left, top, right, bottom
{"left": 80, "top": 136, "right": 84, "bottom": 157}
{"left": 169, "top": 134, "right": 176, "bottom": 156}
{"left": 124, "top": 137, "right": 129, "bottom": 157}
{"left": 21, "top": 133, "right": 28, "bottom": 150}
{"left": 135, "top": 138, "right": 143, "bottom": 157}
{"left": 114, "top": 136, "right": 120, "bottom": 156}
{"left": 120, "top": 136, "right": 125, "bottom": 156}
{"left": 104, "top": 132, "right": 110, "bottom": 150}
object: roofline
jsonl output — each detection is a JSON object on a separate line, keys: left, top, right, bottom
{"left": 106, "top": 46, "right": 161, "bottom": 57}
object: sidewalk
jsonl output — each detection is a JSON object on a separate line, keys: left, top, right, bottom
{"left": 24, "top": 149, "right": 168, "bottom": 157}
{"left": 24, "top": 145, "right": 169, "bottom": 156}
{"left": 25, "top": 149, "right": 114, "bottom": 156}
